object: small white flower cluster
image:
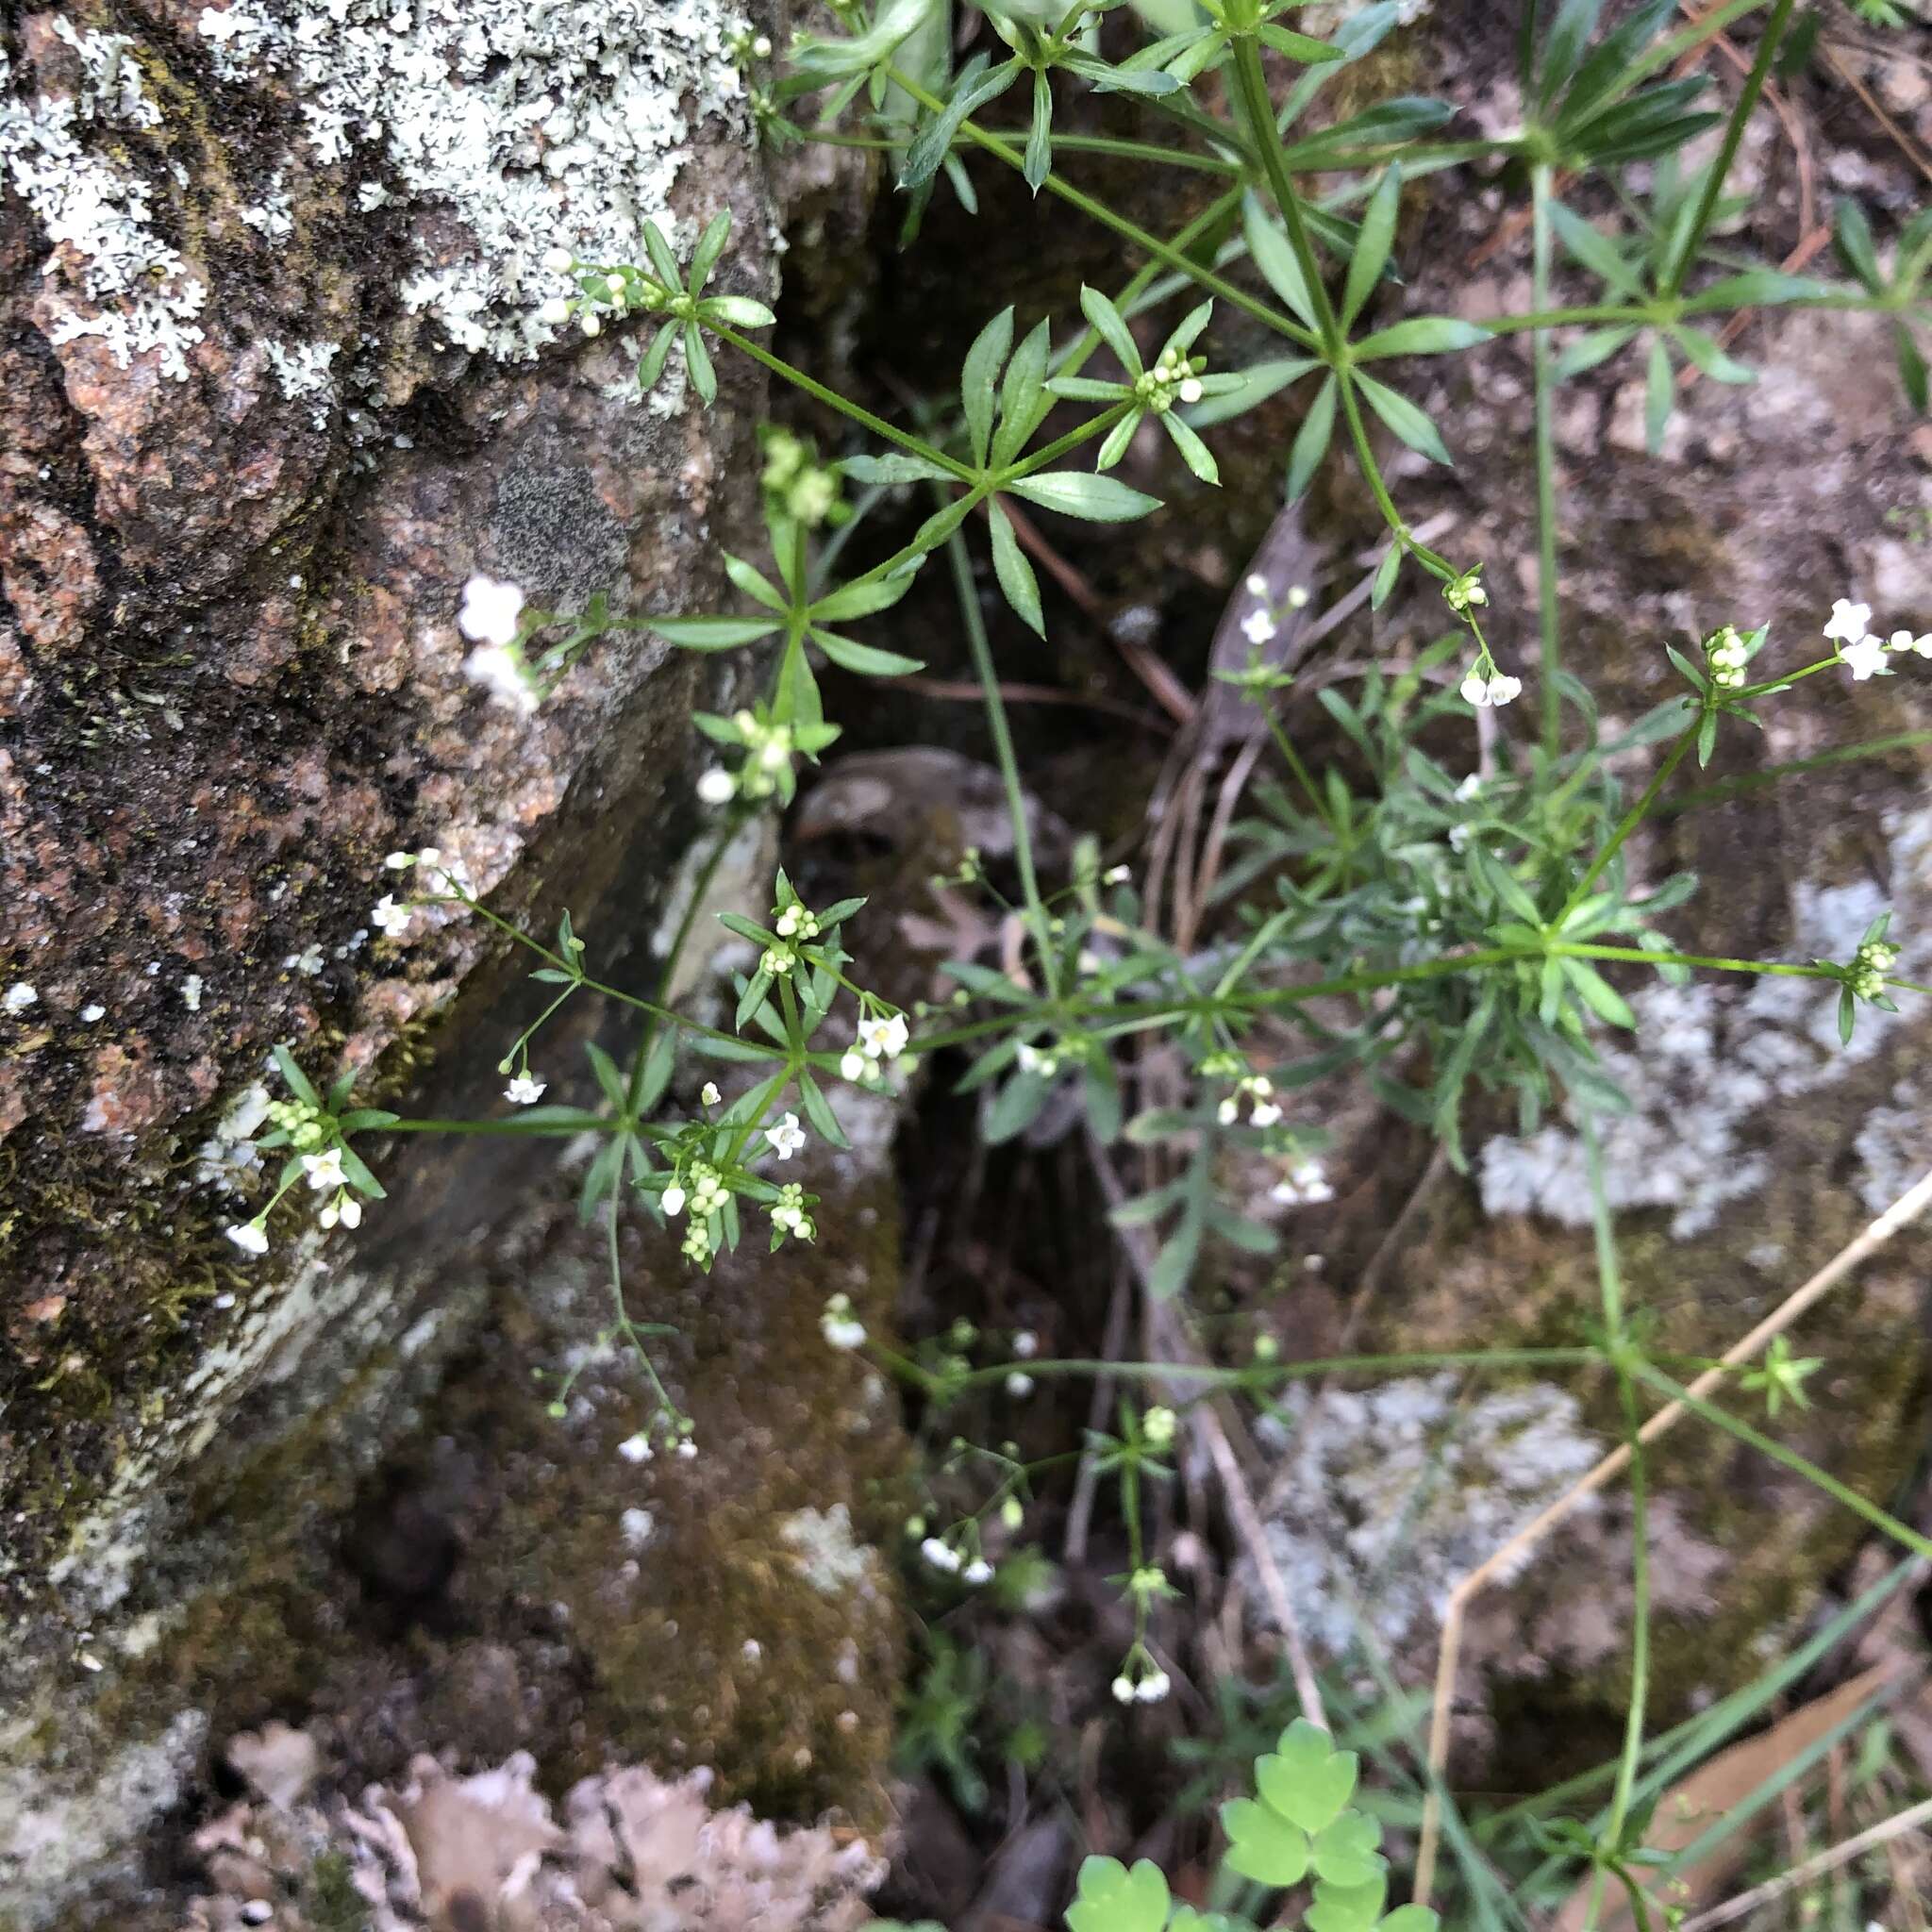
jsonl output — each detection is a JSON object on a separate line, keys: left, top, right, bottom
{"left": 375, "top": 846, "right": 475, "bottom": 943}
{"left": 820, "top": 1291, "right": 865, "bottom": 1349}
{"left": 1216, "top": 1074, "right": 1281, "bottom": 1128}
{"left": 920, "top": 1536, "right": 993, "bottom": 1587}
{"left": 1847, "top": 936, "right": 1901, "bottom": 1001}
{"left": 1141, "top": 1406, "right": 1178, "bottom": 1452}
{"left": 1270, "top": 1158, "right": 1335, "bottom": 1207}
{"left": 302, "top": 1148, "right": 364, "bottom": 1231}
{"left": 1704, "top": 623, "right": 1750, "bottom": 691}
{"left": 618, "top": 1422, "right": 698, "bottom": 1463}
{"left": 732, "top": 711, "right": 797, "bottom": 799}
{"left": 663, "top": 1160, "right": 731, "bottom": 1262}
{"left": 1110, "top": 1662, "right": 1172, "bottom": 1705}
{"left": 1443, "top": 566, "right": 1488, "bottom": 616}
{"left": 1459, "top": 667, "right": 1523, "bottom": 708}
{"left": 1825, "top": 598, "right": 1930, "bottom": 683}
{"left": 1245, "top": 572, "right": 1310, "bottom": 609}
{"left": 840, "top": 1009, "right": 909, "bottom": 1081}
{"left": 772, "top": 1182, "right": 816, "bottom": 1243}
{"left": 458, "top": 575, "right": 541, "bottom": 714}
{"left": 1132, "top": 342, "right": 1206, "bottom": 414}
{"left": 774, "top": 901, "right": 820, "bottom": 942}
{"left": 1015, "top": 1039, "right": 1064, "bottom": 1077}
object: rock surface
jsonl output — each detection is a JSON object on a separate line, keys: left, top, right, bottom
{"left": 1, "top": 2, "right": 899, "bottom": 1921}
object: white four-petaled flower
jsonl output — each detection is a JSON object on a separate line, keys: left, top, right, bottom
{"left": 1824, "top": 598, "right": 1872, "bottom": 645}
{"left": 505, "top": 1072, "right": 546, "bottom": 1105}
{"left": 1840, "top": 635, "right": 1890, "bottom": 682}
{"left": 226, "top": 1221, "right": 269, "bottom": 1256}
{"left": 765, "top": 1112, "right": 807, "bottom": 1159}
{"left": 302, "top": 1148, "right": 345, "bottom": 1191}
{"left": 1241, "top": 607, "right": 1277, "bottom": 645}
{"left": 458, "top": 574, "right": 525, "bottom": 647}
{"left": 858, "top": 1011, "right": 909, "bottom": 1059}
{"left": 371, "top": 894, "right": 411, "bottom": 938}
{"left": 696, "top": 767, "right": 736, "bottom": 805}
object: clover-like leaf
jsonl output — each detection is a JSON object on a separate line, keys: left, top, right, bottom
{"left": 1256, "top": 1720, "right": 1358, "bottom": 1833}
{"left": 1310, "top": 1809, "right": 1384, "bottom": 1889}
{"left": 1221, "top": 1796, "right": 1311, "bottom": 1888}
{"left": 1064, "top": 1855, "right": 1171, "bottom": 1932}
{"left": 1306, "top": 1874, "right": 1388, "bottom": 1932}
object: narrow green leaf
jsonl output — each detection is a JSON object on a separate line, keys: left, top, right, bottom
{"left": 1354, "top": 372, "right": 1452, "bottom": 464}
{"left": 1185, "top": 356, "right": 1321, "bottom": 426}
{"left": 1024, "top": 67, "right": 1052, "bottom": 194}
{"left": 1007, "top": 471, "right": 1161, "bottom": 522}
{"left": 649, "top": 615, "right": 781, "bottom": 649}
{"left": 798, "top": 1070, "right": 849, "bottom": 1148}
{"left": 902, "top": 56, "right": 1018, "bottom": 192}
{"left": 1353, "top": 315, "right": 1491, "bottom": 360}
{"left": 841, "top": 452, "right": 957, "bottom": 484}
{"left": 1547, "top": 202, "right": 1646, "bottom": 299}
{"left": 1241, "top": 191, "right": 1318, "bottom": 330}
{"left": 809, "top": 627, "right": 923, "bottom": 676}
{"left": 1079, "top": 283, "right": 1142, "bottom": 377}
{"left": 988, "top": 500, "right": 1043, "bottom": 634}
{"left": 698, "top": 293, "right": 775, "bottom": 328}
{"left": 638, "top": 321, "right": 677, "bottom": 391}
{"left": 685, "top": 323, "right": 717, "bottom": 406}
{"left": 961, "top": 305, "right": 1015, "bottom": 467}
{"left": 1161, "top": 410, "right": 1219, "bottom": 484}
{"left": 1554, "top": 324, "right": 1638, "bottom": 380}
{"left": 1644, "top": 332, "right": 1674, "bottom": 455}
{"left": 1342, "top": 163, "right": 1402, "bottom": 327}
{"left": 1834, "top": 195, "right": 1883, "bottom": 295}
{"left": 1672, "top": 325, "right": 1755, "bottom": 384}
{"left": 810, "top": 573, "right": 917, "bottom": 622}
{"left": 1287, "top": 374, "right": 1338, "bottom": 501}
{"left": 1257, "top": 24, "right": 1346, "bottom": 63}
{"left": 985, "top": 1069, "right": 1050, "bottom": 1143}
{"left": 1372, "top": 541, "right": 1401, "bottom": 608}
{"left": 723, "top": 553, "right": 787, "bottom": 610}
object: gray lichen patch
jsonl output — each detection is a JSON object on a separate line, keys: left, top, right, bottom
{"left": 192, "top": 0, "right": 759, "bottom": 366}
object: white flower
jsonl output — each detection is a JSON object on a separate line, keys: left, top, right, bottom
{"left": 541, "top": 245, "right": 575, "bottom": 274}
{"left": 1016, "top": 1041, "right": 1058, "bottom": 1077}
{"left": 1460, "top": 673, "right": 1491, "bottom": 707}
{"left": 661, "top": 1183, "right": 687, "bottom": 1217}
{"left": 858, "top": 1011, "right": 909, "bottom": 1059}
{"left": 1824, "top": 598, "right": 1872, "bottom": 646}
{"left": 1217, "top": 1096, "right": 1239, "bottom": 1125}
{"left": 1271, "top": 1158, "right": 1335, "bottom": 1207}
{"left": 1840, "top": 635, "right": 1890, "bottom": 682}
{"left": 752, "top": 31, "right": 774, "bottom": 56}
{"left": 302, "top": 1148, "right": 345, "bottom": 1191}
{"left": 1486, "top": 675, "right": 1522, "bottom": 707}
{"left": 1244, "top": 573, "right": 1270, "bottom": 596}
{"left": 1142, "top": 1407, "right": 1177, "bottom": 1450}
{"left": 618, "top": 1432, "right": 654, "bottom": 1463}
{"left": 458, "top": 574, "right": 525, "bottom": 647}
{"left": 3, "top": 982, "right": 37, "bottom": 1015}
{"left": 823, "top": 1315, "right": 868, "bottom": 1350}
{"left": 700, "top": 1082, "right": 721, "bottom": 1107}
{"left": 696, "top": 766, "right": 736, "bottom": 805}
{"left": 1111, "top": 1675, "right": 1137, "bottom": 1705}
{"left": 464, "top": 641, "right": 540, "bottom": 715}
{"left": 1103, "top": 864, "right": 1131, "bottom": 884}
{"left": 962, "top": 1557, "right": 994, "bottom": 1586}
{"left": 1286, "top": 584, "right": 1309, "bottom": 609}
{"left": 840, "top": 1049, "right": 867, "bottom": 1082}
{"left": 1250, "top": 1101, "right": 1283, "bottom": 1128}
{"left": 1135, "top": 1671, "right": 1171, "bottom": 1704}
{"left": 337, "top": 1196, "right": 362, "bottom": 1230}
{"left": 1177, "top": 376, "right": 1203, "bottom": 405}
{"left": 579, "top": 312, "right": 601, "bottom": 338}
{"left": 1012, "top": 1329, "right": 1039, "bottom": 1358}
{"left": 1449, "top": 823, "right": 1472, "bottom": 853}
{"left": 765, "top": 1112, "right": 807, "bottom": 1159}
{"left": 1915, "top": 634, "right": 1932, "bottom": 659}
{"left": 922, "top": 1537, "right": 961, "bottom": 1574}
{"left": 1455, "top": 773, "right": 1483, "bottom": 802}
{"left": 1887, "top": 629, "right": 1918, "bottom": 654}
{"left": 675, "top": 1439, "right": 697, "bottom": 1459}
{"left": 226, "top": 1221, "right": 269, "bottom": 1256}
{"left": 371, "top": 894, "right": 411, "bottom": 937}
{"left": 1006, "top": 1372, "right": 1035, "bottom": 1398}
{"left": 505, "top": 1072, "right": 546, "bottom": 1105}
{"left": 384, "top": 850, "right": 414, "bottom": 870}
{"left": 1241, "top": 607, "right": 1277, "bottom": 645}
{"left": 538, "top": 296, "right": 570, "bottom": 326}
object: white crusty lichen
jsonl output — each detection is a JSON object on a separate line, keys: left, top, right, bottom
{"left": 1482, "top": 815, "right": 1932, "bottom": 1235}
{"left": 0, "top": 29, "right": 208, "bottom": 379}
{"left": 778, "top": 1503, "right": 879, "bottom": 1598}
{"left": 1245, "top": 1376, "right": 1603, "bottom": 1658}
{"left": 195, "top": 0, "right": 755, "bottom": 361}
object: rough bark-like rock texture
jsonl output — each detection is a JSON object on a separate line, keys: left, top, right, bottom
{"left": 0, "top": 3, "right": 897, "bottom": 1921}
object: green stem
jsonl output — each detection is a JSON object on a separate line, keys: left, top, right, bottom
{"left": 1661, "top": 730, "right": 1932, "bottom": 813}
{"left": 1531, "top": 160, "right": 1563, "bottom": 762}
{"left": 1634, "top": 1364, "right": 1932, "bottom": 1563}
{"left": 884, "top": 64, "right": 1322, "bottom": 353}
{"left": 1558, "top": 727, "right": 1694, "bottom": 922}
{"left": 714, "top": 325, "right": 974, "bottom": 479}
{"left": 1583, "top": 1120, "right": 1650, "bottom": 1932}
{"left": 943, "top": 518, "right": 1058, "bottom": 998}
{"left": 1229, "top": 34, "right": 1345, "bottom": 356}
{"left": 1662, "top": 0, "right": 1796, "bottom": 298}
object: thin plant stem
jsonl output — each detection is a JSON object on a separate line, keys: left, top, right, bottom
{"left": 1531, "top": 160, "right": 1563, "bottom": 762}
{"left": 1662, "top": 0, "right": 1797, "bottom": 298}
{"left": 942, "top": 519, "right": 1058, "bottom": 996}
{"left": 1583, "top": 1118, "right": 1651, "bottom": 1932}
{"left": 1559, "top": 726, "right": 1695, "bottom": 921}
